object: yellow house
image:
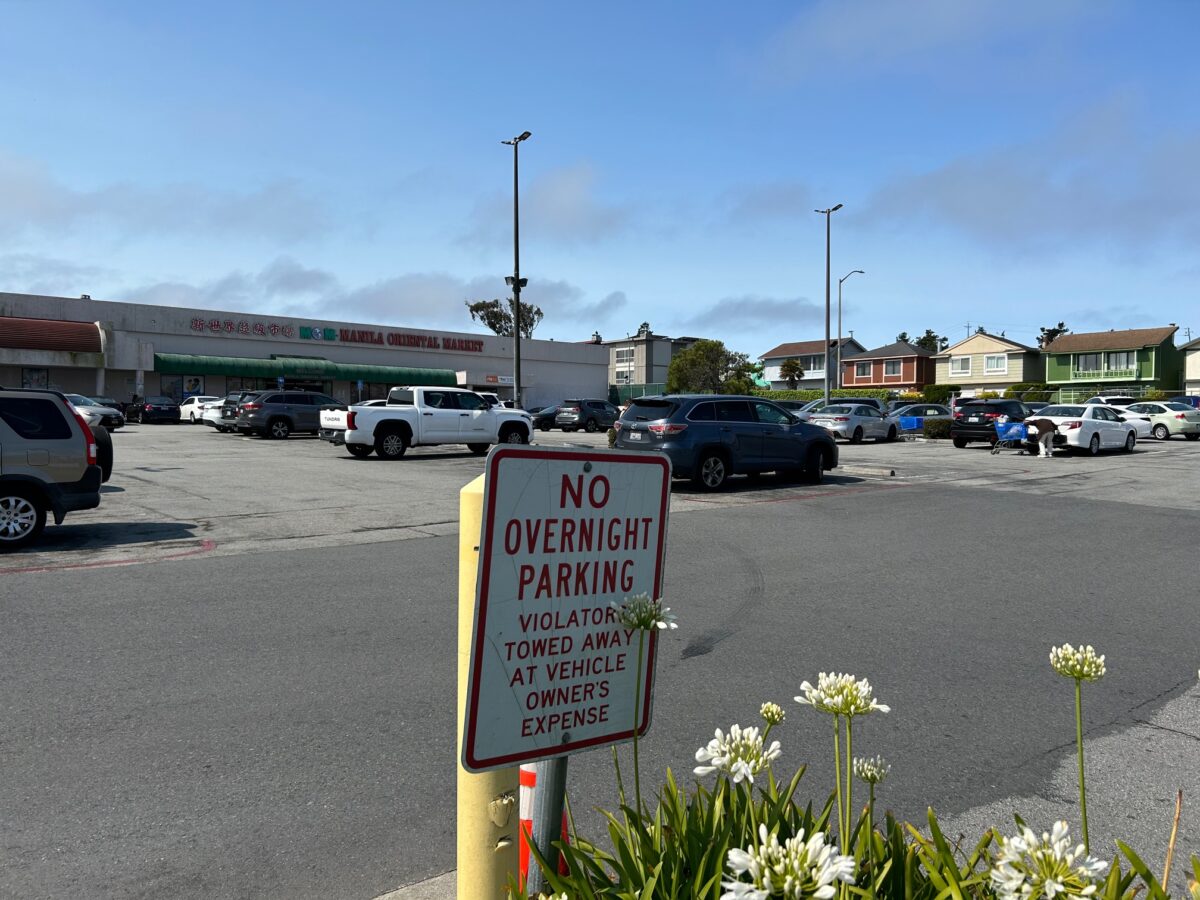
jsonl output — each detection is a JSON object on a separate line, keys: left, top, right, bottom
{"left": 932, "top": 333, "right": 1044, "bottom": 396}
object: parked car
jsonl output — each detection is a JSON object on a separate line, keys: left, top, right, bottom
{"left": 891, "top": 404, "right": 951, "bottom": 428}
{"left": 1099, "top": 404, "right": 1153, "bottom": 439}
{"left": 613, "top": 395, "right": 838, "bottom": 490}
{"left": 199, "top": 398, "right": 230, "bottom": 431}
{"left": 950, "top": 399, "right": 1032, "bottom": 448}
{"left": 1122, "top": 401, "right": 1200, "bottom": 440}
{"left": 1082, "top": 395, "right": 1137, "bottom": 407}
{"left": 235, "top": 390, "right": 339, "bottom": 439}
{"left": 529, "top": 403, "right": 561, "bottom": 431}
{"left": 65, "top": 393, "right": 125, "bottom": 431}
{"left": 808, "top": 404, "right": 898, "bottom": 443}
{"left": 1024, "top": 401, "right": 1050, "bottom": 413}
{"left": 0, "top": 387, "right": 103, "bottom": 549}
{"left": 179, "top": 395, "right": 220, "bottom": 424}
{"left": 220, "top": 391, "right": 262, "bottom": 431}
{"left": 1167, "top": 395, "right": 1200, "bottom": 409}
{"left": 885, "top": 398, "right": 924, "bottom": 415}
{"left": 793, "top": 397, "right": 882, "bottom": 421}
{"left": 1029, "top": 404, "right": 1137, "bottom": 455}
{"left": 774, "top": 400, "right": 811, "bottom": 412}
{"left": 133, "top": 396, "right": 182, "bottom": 424}
{"left": 89, "top": 396, "right": 122, "bottom": 412}
{"left": 555, "top": 399, "right": 621, "bottom": 432}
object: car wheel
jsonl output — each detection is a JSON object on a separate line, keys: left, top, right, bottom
{"left": 189, "top": 412, "right": 197, "bottom": 424}
{"left": 1152, "top": 424, "right": 1170, "bottom": 441}
{"left": 346, "top": 443, "right": 373, "bottom": 458}
{"left": 266, "top": 418, "right": 291, "bottom": 440}
{"left": 92, "top": 425, "right": 113, "bottom": 482}
{"left": 802, "top": 447, "right": 827, "bottom": 484}
{"left": 538, "top": 421, "right": 552, "bottom": 431}
{"left": 500, "top": 426, "right": 528, "bottom": 445}
{"left": 850, "top": 426, "right": 863, "bottom": 444}
{"left": 693, "top": 452, "right": 729, "bottom": 491}
{"left": 1088, "top": 433, "right": 1101, "bottom": 456}
{"left": 467, "top": 443, "right": 490, "bottom": 455}
{"left": 584, "top": 418, "right": 599, "bottom": 433}
{"left": 375, "top": 429, "right": 408, "bottom": 459}
{"left": 886, "top": 426, "right": 898, "bottom": 442}
{"left": 0, "top": 490, "right": 46, "bottom": 550}
{"left": 952, "top": 437, "right": 968, "bottom": 449}
{"left": 1123, "top": 431, "right": 1136, "bottom": 453}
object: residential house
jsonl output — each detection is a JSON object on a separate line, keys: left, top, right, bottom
{"left": 1043, "top": 326, "right": 1183, "bottom": 398}
{"left": 1180, "top": 337, "right": 1200, "bottom": 394}
{"left": 840, "top": 341, "right": 935, "bottom": 393}
{"left": 601, "top": 330, "right": 701, "bottom": 392}
{"left": 760, "top": 337, "right": 865, "bottom": 391}
{"left": 932, "top": 333, "right": 1044, "bottom": 396}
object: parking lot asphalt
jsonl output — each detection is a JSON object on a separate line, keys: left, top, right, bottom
{"left": 2, "top": 423, "right": 1198, "bottom": 898}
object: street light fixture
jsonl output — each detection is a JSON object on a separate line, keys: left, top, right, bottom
{"left": 837, "top": 269, "right": 864, "bottom": 389}
{"left": 815, "top": 204, "right": 843, "bottom": 405}
{"left": 501, "top": 130, "right": 532, "bottom": 408}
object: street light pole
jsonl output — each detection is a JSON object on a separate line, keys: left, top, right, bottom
{"left": 815, "top": 204, "right": 843, "bottom": 405}
{"left": 837, "top": 269, "right": 864, "bottom": 390}
{"left": 502, "top": 131, "right": 531, "bottom": 408}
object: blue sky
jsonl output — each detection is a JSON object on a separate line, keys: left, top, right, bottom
{"left": 2, "top": 1, "right": 1198, "bottom": 357}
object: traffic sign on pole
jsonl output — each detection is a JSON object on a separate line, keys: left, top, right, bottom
{"left": 462, "top": 446, "right": 671, "bottom": 772}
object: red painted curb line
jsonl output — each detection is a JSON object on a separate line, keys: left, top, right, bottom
{"left": 0, "top": 539, "right": 218, "bottom": 575}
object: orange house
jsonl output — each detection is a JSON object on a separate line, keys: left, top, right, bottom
{"left": 840, "top": 341, "right": 936, "bottom": 392}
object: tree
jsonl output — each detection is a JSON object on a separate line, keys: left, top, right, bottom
{"left": 666, "top": 339, "right": 757, "bottom": 394}
{"left": 975, "top": 325, "right": 989, "bottom": 335}
{"left": 1038, "top": 321, "right": 1070, "bottom": 348}
{"left": 779, "top": 358, "right": 805, "bottom": 389}
{"left": 895, "top": 331, "right": 910, "bottom": 343}
{"left": 464, "top": 298, "right": 543, "bottom": 338}
{"left": 912, "top": 329, "right": 948, "bottom": 352}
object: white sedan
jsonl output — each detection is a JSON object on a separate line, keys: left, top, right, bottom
{"left": 180, "top": 395, "right": 220, "bottom": 423}
{"left": 1103, "top": 404, "right": 1153, "bottom": 439}
{"left": 808, "top": 404, "right": 899, "bottom": 443}
{"left": 1031, "top": 404, "right": 1137, "bottom": 455}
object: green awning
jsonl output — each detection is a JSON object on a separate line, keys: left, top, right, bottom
{"left": 154, "top": 353, "right": 457, "bottom": 386}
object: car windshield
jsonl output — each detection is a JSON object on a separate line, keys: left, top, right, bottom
{"left": 66, "top": 394, "right": 98, "bottom": 406}
{"left": 1039, "top": 405, "right": 1084, "bottom": 416}
{"left": 622, "top": 399, "right": 677, "bottom": 421}
{"left": 820, "top": 405, "right": 854, "bottom": 415}
{"left": 1165, "top": 402, "right": 1193, "bottom": 411}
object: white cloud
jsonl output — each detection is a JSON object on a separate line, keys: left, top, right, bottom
{"left": 0, "top": 253, "right": 118, "bottom": 297}
{"left": 683, "top": 295, "right": 824, "bottom": 333}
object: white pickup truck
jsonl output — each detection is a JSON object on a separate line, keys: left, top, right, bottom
{"left": 318, "top": 386, "right": 533, "bottom": 459}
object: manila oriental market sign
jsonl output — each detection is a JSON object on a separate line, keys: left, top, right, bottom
{"left": 462, "top": 446, "right": 671, "bottom": 771}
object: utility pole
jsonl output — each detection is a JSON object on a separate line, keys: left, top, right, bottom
{"left": 502, "top": 131, "right": 531, "bottom": 408}
{"left": 815, "top": 204, "right": 843, "bottom": 405}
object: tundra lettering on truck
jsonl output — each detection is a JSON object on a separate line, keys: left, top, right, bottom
{"left": 318, "top": 386, "right": 532, "bottom": 459}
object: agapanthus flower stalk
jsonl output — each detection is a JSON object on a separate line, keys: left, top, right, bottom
{"left": 721, "top": 823, "right": 855, "bottom": 900}
{"left": 1049, "top": 643, "right": 1106, "bottom": 851}
{"left": 853, "top": 756, "right": 890, "bottom": 785}
{"left": 694, "top": 724, "right": 782, "bottom": 785}
{"left": 990, "top": 821, "right": 1107, "bottom": 900}
{"left": 611, "top": 592, "right": 678, "bottom": 631}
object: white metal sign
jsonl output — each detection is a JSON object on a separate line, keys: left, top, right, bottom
{"left": 462, "top": 446, "right": 671, "bottom": 772}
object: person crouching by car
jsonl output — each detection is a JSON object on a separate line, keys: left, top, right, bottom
{"left": 1026, "top": 417, "right": 1056, "bottom": 458}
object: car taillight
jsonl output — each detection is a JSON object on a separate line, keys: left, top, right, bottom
{"left": 983, "top": 411, "right": 1001, "bottom": 419}
{"left": 565, "top": 406, "right": 580, "bottom": 412}
{"left": 347, "top": 411, "right": 357, "bottom": 430}
{"left": 647, "top": 423, "right": 688, "bottom": 437}
{"left": 612, "top": 421, "right": 622, "bottom": 431}
{"left": 242, "top": 403, "right": 261, "bottom": 411}
{"left": 1177, "top": 414, "right": 1188, "bottom": 420}
{"left": 832, "top": 416, "right": 849, "bottom": 422}
{"left": 71, "top": 410, "right": 97, "bottom": 466}
{"left": 143, "top": 403, "right": 153, "bottom": 410}
{"left": 1063, "top": 420, "right": 1083, "bottom": 429}
{"left": 953, "top": 411, "right": 963, "bottom": 418}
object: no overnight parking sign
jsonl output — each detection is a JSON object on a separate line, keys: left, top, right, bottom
{"left": 462, "top": 446, "right": 671, "bottom": 772}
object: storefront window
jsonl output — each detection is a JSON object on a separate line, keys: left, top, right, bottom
{"left": 159, "top": 375, "right": 184, "bottom": 401}
{"left": 21, "top": 367, "right": 49, "bottom": 389}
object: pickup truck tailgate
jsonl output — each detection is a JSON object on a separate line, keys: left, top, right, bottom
{"left": 320, "top": 408, "right": 349, "bottom": 430}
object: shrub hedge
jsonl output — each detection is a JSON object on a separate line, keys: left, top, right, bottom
{"left": 922, "top": 384, "right": 959, "bottom": 403}
{"left": 752, "top": 388, "right": 894, "bottom": 402}
{"left": 923, "top": 419, "right": 952, "bottom": 439}
{"left": 1003, "top": 382, "right": 1055, "bottom": 401}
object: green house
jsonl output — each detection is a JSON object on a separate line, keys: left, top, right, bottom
{"left": 1043, "top": 326, "right": 1183, "bottom": 396}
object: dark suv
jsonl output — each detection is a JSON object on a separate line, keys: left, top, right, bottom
{"left": 613, "top": 395, "right": 838, "bottom": 490}
{"left": 950, "top": 399, "right": 1032, "bottom": 448}
{"left": 220, "top": 391, "right": 261, "bottom": 432}
{"left": 236, "top": 390, "right": 339, "bottom": 439}
{"left": 555, "top": 399, "right": 621, "bottom": 432}
{"left": 0, "top": 387, "right": 103, "bottom": 549}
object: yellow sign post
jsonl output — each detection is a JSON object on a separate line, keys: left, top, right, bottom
{"left": 457, "top": 474, "right": 519, "bottom": 898}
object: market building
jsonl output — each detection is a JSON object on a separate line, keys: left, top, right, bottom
{"left": 0, "top": 292, "right": 607, "bottom": 409}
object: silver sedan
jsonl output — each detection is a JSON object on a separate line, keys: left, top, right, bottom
{"left": 808, "top": 404, "right": 899, "bottom": 443}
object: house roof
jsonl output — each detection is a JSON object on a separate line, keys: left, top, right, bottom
{"left": 1180, "top": 337, "right": 1200, "bottom": 351}
{"left": 760, "top": 337, "right": 863, "bottom": 359}
{"left": 850, "top": 340, "right": 934, "bottom": 361}
{"left": 935, "top": 332, "right": 1038, "bottom": 356}
{"left": 1045, "top": 326, "right": 1178, "bottom": 353}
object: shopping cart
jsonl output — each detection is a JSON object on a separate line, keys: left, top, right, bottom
{"left": 991, "top": 421, "right": 1029, "bottom": 455}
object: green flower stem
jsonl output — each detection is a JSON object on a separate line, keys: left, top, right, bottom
{"left": 1075, "top": 678, "right": 1090, "bottom": 853}
{"left": 845, "top": 717, "right": 854, "bottom": 851}
{"left": 833, "top": 714, "right": 845, "bottom": 854}
{"left": 868, "top": 782, "right": 877, "bottom": 900}
{"left": 632, "top": 631, "right": 645, "bottom": 818}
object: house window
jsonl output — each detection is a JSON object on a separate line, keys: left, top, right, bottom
{"left": 949, "top": 356, "right": 971, "bottom": 375}
{"left": 855, "top": 361, "right": 871, "bottom": 377}
{"left": 884, "top": 359, "right": 901, "bottom": 376}
{"left": 1076, "top": 353, "right": 1102, "bottom": 372}
{"left": 615, "top": 371, "right": 631, "bottom": 384}
{"left": 614, "top": 348, "right": 634, "bottom": 364}
{"left": 1106, "top": 351, "right": 1134, "bottom": 370}
{"left": 984, "top": 354, "right": 1007, "bottom": 374}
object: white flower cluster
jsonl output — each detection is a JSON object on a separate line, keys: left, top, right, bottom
{"left": 795, "top": 673, "right": 890, "bottom": 718}
{"left": 535, "top": 894, "right": 569, "bottom": 900}
{"left": 760, "top": 701, "right": 786, "bottom": 727}
{"left": 611, "top": 592, "right": 678, "bottom": 632}
{"left": 990, "top": 821, "right": 1108, "bottom": 900}
{"left": 721, "top": 823, "right": 855, "bottom": 900}
{"left": 852, "top": 755, "right": 890, "bottom": 785}
{"left": 694, "top": 724, "right": 782, "bottom": 785}
{"left": 1049, "top": 644, "right": 1107, "bottom": 682}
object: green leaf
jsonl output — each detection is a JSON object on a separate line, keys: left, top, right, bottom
{"left": 1117, "top": 841, "right": 1170, "bottom": 900}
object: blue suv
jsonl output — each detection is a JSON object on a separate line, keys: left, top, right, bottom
{"left": 613, "top": 395, "right": 838, "bottom": 490}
